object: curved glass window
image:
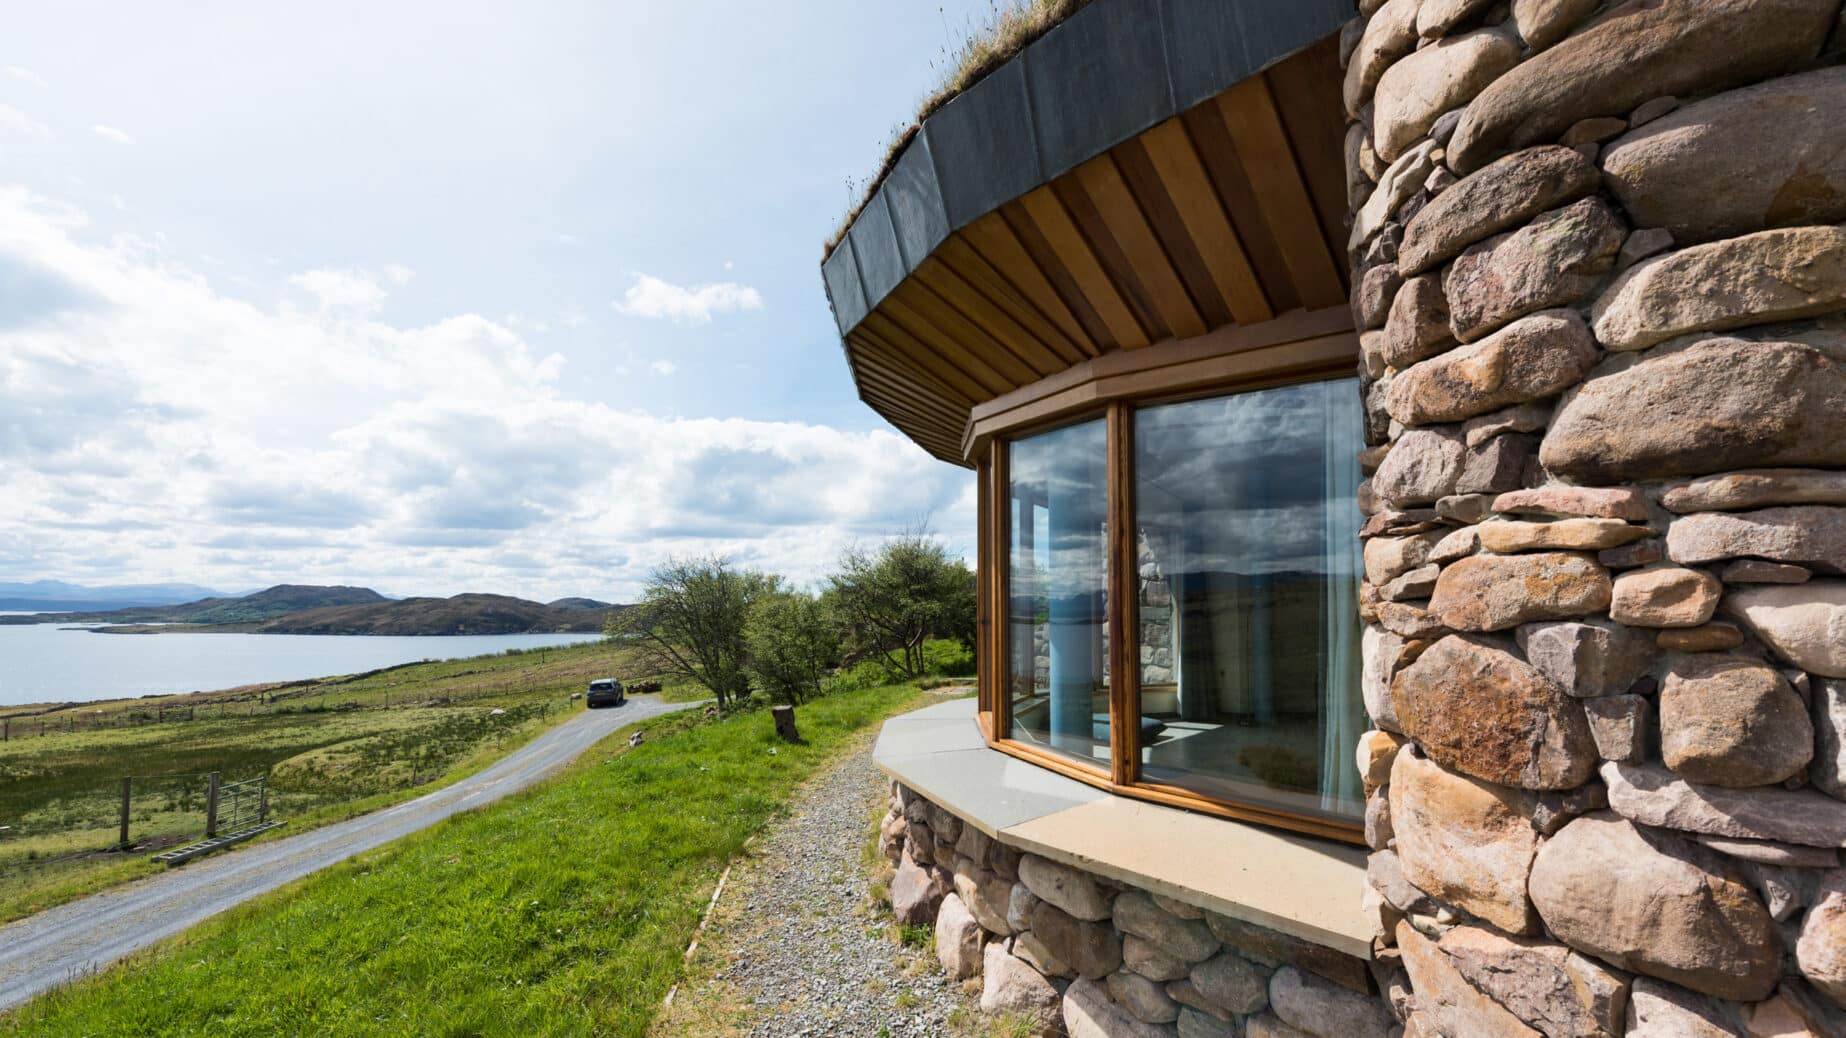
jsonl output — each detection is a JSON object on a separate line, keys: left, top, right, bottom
{"left": 1132, "top": 379, "right": 1365, "bottom": 822}
{"left": 990, "top": 376, "right": 1367, "bottom": 831}
{"left": 1006, "top": 418, "right": 1110, "bottom": 767}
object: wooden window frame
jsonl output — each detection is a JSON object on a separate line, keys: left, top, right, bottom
{"left": 976, "top": 313, "right": 1364, "bottom": 845}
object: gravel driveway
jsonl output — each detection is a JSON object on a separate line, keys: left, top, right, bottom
{"left": 658, "top": 738, "right": 977, "bottom": 1038}
{"left": 0, "top": 695, "right": 695, "bottom": 1013}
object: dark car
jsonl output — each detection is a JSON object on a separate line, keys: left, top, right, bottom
{"left": 586, "top": 678, "right": 625, "bottom": 708}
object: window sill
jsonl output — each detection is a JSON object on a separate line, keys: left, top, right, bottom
{"left": 873, "top": 697, "right": 1373, "bottom": 960}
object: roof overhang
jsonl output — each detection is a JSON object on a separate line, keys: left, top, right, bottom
{"left": 822, "top": 0, "right": 1357, "bottom": 467}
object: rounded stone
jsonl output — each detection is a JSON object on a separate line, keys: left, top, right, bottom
{"left": 1428, "top": 552, "right": 1613, "bottom": 632}
{"left": 1609, "top": 566, "right": 1722, "bottom": 628}
{"left": 1385, "top": 310, "right": 1598, "bottom": 427}
{"left": 1798, "top": 872, "right": 1846, "bottom": 1009}
{"left": 1389, "top": 751, "right": 1540, "bottom": 934}
{"left": 1659, "top": 655, "right": 1814, "bottom": 788}
{"left": 1529, "top": 813, "right": 1782, "bottom": 1002}
{"left": 1724, "top": 581, "right": 1846, "bottom": 678}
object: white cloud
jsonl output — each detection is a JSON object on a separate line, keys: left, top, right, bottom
{"left": 287, "top": 267, "right": 389, "bottom": 312}
{"left": 611, "top": 273, "right": 762, "bottom": 324}
{"left": 6, "top": 66, "right": 47, "bottom": 88}
{"left": 0, "top": 188, "right": 971, "bottom": 600}
{"left": 649, "top": 359, "right": 676, "bottom": 376}
{"left": 0, "top": 104, "right": 50, "bottom": 137}
{"left": 382, "top": 263, "right": 415, "bottom": 286}
{"left": 90, "top": 124, "right": 134, "bottom": 144}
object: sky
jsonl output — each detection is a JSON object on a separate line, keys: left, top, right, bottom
{"left": 0, "top": 0, "right": 999, "bottom": 602}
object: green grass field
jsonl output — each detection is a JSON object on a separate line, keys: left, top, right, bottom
{"left": 0, "top": 639, "right": 698, "bottom": 923}
{"left": 3, "top": 682, "right": 936, "bottom": 1037}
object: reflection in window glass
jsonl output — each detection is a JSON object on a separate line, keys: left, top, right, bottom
{"left": 1133, "top": 379, "right": 1365, "bottom": 822}
{"left": 1007, "top": 419, "right": 1109, "bottom": 767}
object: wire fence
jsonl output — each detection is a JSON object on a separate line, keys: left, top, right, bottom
{"left": 0, "top": 699, "right": 561, "bottom": 877}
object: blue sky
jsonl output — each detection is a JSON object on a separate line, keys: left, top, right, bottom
{"left": 0, "top": 0, "right": 994, "bottom": 600}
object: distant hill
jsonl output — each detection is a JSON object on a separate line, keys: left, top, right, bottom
{"left": 547, "top": 597, "right": 613, "bottom": 611}
{"left": 0, "top": 585, "right": 387, "bottom": 625}
{"left": 251, "top": 594, "right": 615, "bottom": 635}
{"left": 0, "top": 580, "right": 229, "bottom": 612}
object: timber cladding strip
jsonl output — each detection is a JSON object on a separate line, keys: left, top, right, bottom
{"left": 826, "top": 0, "right": 1354, "bottom": 467}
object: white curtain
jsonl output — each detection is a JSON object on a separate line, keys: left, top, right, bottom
{"left": 1318, "top": 381, "right": 1365, "bottom": 815}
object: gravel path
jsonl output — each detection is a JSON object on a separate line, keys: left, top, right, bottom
{"left": 666, "top": 738, "right": 976, "bottom": 1037}
{"left": 0, "top": 696, "right": 696, "bottom": 1012}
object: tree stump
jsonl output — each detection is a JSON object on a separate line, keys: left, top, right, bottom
{"left": 772, "top": 705, "right": 802, "bottom": 744}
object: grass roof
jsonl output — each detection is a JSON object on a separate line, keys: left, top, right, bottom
{"left": 823, "top": 0, "right": 1094, "bottom": 262}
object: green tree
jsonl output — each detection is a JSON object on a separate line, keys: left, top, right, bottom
{"left": 606, "top": 555, "right": 773, "bottom": 711}
{"left": 827, "top": 534, "right": 976, "bottom": 681}
{"left": 745, "top": 590, "right": 839, "bottom": 706}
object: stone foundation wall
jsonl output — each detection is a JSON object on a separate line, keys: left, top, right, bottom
{"left": 1345, "top": 0, "right": 1846, "bottom": 1034}
{"left": 878, "top": 784, "right": 1392, "bottom": 1037}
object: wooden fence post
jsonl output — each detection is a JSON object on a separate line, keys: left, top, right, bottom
{"left": 205, "top": 772, "right": 221, "bottom": 838}
{"left": 120, "top": 777, "right": 132, "bottom": 848}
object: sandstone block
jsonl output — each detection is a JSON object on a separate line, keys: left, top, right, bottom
{"left": 1114, "top": 891, "right": 1217, "bottom": 964}
{"left": 1463, "top": 400, "right": 1551, "bottom": 448}
{"left": 954, "top": 860, "right": 1015, "bottom": 935}
{"left": 1601, "top": 761, "right": 1846, "bottom": 847}
{"left": 1666, "top": 469, "right": 1846, "bottom": 513}
{"left": 1429, "top": 552, "right": 1612, "bottom": 631}
{"left": 1617, "top": 226, "right": 1674, "bottom": 269}
{"left": 1815, "top": 678, "right": 1846, "bottom": 802}
{"left": 1430, "top": 524, "right": 1481, "bottom": 565}
{"left": 1798, "top": 872, "right": 1846, "bottom": 1008}
{"left": 1435, "top": 493, "right": 1492, "bottom": 524}
{"left": 1386, "top": 310, "right": 1599, "bottom": 426}
{"left": 982, "top": 942, "right": 1060, "bottom": 1032}
{"left": 1696, "top": 835, "right": 1843, "bottom": 869}
{"left": 1593, "top": 225, "right": 1846, "bottom": 352}
{"left": 1447, "top": 0, "right": 1839, "bottom": 173}
{"left": 1610, "top": 566, "right": 1721, "bottom": 628}
{"left": 1176, "top": 1007, "right": 1233, "bottom": 1038}
{"left": 1245, "top": 1013, "right": 1311, "bottom": 1038}
{"left": 1355, "top": 264, "right": 1400, "bottom": 330}
{"left": 1018, "top": 853, "right": 1114, "bottom": 923}
{"left": 1356, "top": 729, "right": 1406, "bottom": 787}
{"left": 1480, "top": 518, "right": 1652, "bottom": 553}
{"left": 1656, "top": 622, "right": 1744, "bottom": 653}
{"left": 1351, "top": 142, "right": 1440, "bottom": 252}
{"left": 1541, "top": 338, "right": 1846, "bottom": 483}
{"left": 1372, "top": 429, "right": 1466, "bottom": 509}
{"left": 1530, "top": 813, "right": 1781, "bottom": 1001}
{"left": 1603, "top": 66, "right": 1846, "bottom": 245}
{"left": 1188, "top": 953, "right": 1269, "bottom": 1016}
{"left": 1395, "top": 923, "right": 1544, "bottom": 1038}
{"left": 1362, "top": 624, "right": 1407, "bottom": 732}
{"left": 1455, "top": 431, "right": 1537, "bottom": 497}
{"left": 1064, "top": 975, "right": 1180, "bottom": 1038}
{"left": 1725, "top": 582, "right": 1846, "bottom": 678}
{"left": 1511, "top": 0, "right": 1599, "bottom": 50}
{"left": 936, "top": 893, "right": 985, "bottom": 980}
{"left": 1724, "top": 560, "right": 1813, "bottom": 585}
{"left": 1268, "top": 966, "right": 1394, "bottom": 1038}
{"left": 1399, "top": 146, "right": 1600, "bottom": 275}
{"left": 1125, "top": 935, "right": 1192, "bottom": 983}
{"left": 1516, "top": 618, "right": 1657, "bottom": 698}
{"left": 1110, "top": 970, "right": 1182, "bottom": 1024}
{"left": 1660, "top": 655, "right": 1814, "bottom": 788}
{"left": 1380, "top": 563, "right": 1439, "bottom": 601}
{"left": 1444, "top": 198, "right": 1626, "bottom": 341}
{"left": 892, "top": 851, "right": 951, "bottom": 925}
{"left": 1374, "top": 29, "right": 1522, "bottom": 161}
{"left": 1585, "top": 694, "right": 1650, "bottom": 765}
{"left": 1389, "top": 751, "right": 1540, "bottom": 934}
{"left": 1031, "top": 899, "right": 1123, "bottom": 980}
{"left": 1624, "top": 978, "right": 1745, "bottom": 1038}
{"left": 1668, "top": 506, "right": 1846, "bottom": 574}
{"left": 1493, "top": 486, "right": 1649, "bottom": 521}
{"left": 1381, "top": 274, "right": 1457, "bottom": 369}
{"left": 1417, "top": 0, "right": 1497, "bottom": 38}
{"left": 1343, "top": 0, "right": 1421, "bottom": 116}
{"left": 1392, "top": 634, "right": 1597, "bottom": 789}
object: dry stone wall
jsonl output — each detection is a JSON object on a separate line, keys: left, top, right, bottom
{"left": 1346, "top": 0, "right": 1846, "bottom": 1034}
{"left": 879, "top": 783, "right": 1391, "bottom": 1038}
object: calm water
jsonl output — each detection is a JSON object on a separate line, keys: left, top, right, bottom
{"left": 0, "top": 615, "right": 604, "bottom": 705}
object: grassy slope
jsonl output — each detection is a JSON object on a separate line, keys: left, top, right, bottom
{"left": 0, "top": 640, "right": 694, "bottom": 923}
{"left": 3, "top": 683, "right": 931, "bottom": 1037}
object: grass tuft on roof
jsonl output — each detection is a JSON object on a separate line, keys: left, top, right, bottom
{"left": 823, "top": 0, "right": 1093, "bottom": 262}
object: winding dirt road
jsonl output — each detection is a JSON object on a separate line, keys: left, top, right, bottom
{"left": 0, "top": 696, "right": 694, "bottom": 1012}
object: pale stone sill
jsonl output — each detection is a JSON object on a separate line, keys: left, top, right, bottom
{"left": 873, "top": 697, "right": 1374, "bottom": 959}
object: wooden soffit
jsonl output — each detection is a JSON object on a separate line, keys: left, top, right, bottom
{"left": 822, "top": 0, "right": 1356, "bottom": 467}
